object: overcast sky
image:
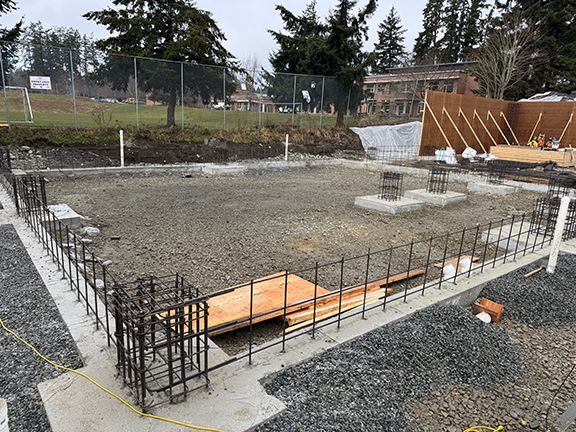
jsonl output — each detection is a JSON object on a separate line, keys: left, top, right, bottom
{"left": 2, "top": 0, "right": 427, "bottom": 67}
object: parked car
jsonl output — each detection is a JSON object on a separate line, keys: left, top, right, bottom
{"left": 211, "top": 102, "right": 231, "bottom": 110}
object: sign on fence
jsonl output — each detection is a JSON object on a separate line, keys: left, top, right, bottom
{"left": 29, "top": 76, "right": 52, "bottom": 90}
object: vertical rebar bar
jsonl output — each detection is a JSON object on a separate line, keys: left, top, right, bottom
{"left": 337, "top": 257, "right": 345, "bottom": 328}
{"left": 468, "top": 225, "right": 480, "bottom": 278}
{"left": 281, "top": 270, "right": 288, "bottom": 352}
{"left": 404, "top": 241, "right": 413, "bottom": 301}
{"left": 312, "top": 263, "right": 319, "bottom": 338}
{"left": 422, "top": 238, "right": 433, "bottom": 295}
{"left": 361, "top": 249, "right": 371, "bottom": 318}
{"left": 453, "top": 228, "right": 466, "bottom": 283}
{"left": 248, "top": 280, "right": 254, "bottom": 365}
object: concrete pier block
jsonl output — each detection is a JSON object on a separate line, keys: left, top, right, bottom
{"left": 404, "top": 189, "right": 467, "bottom": 207}
{"left": 468, "top": 182, "right": 517, "bottom": 195}
{"left": 46, "top": 204, "right": 82, "bottom": 229}
{"left": 355, "top": 195, "right": 425, "bottom": 215}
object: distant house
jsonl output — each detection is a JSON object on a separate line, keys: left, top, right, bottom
{"left": 361, "top": 61, "right": 479, "bottom": 118}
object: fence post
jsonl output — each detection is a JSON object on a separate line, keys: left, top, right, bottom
{"left": 69, "top": 50, "right": 78, "bottom": 130}
{"left": 291, "top": 74, "right": 297, "bottom": 127}
{"left": 0, "top": 48, "right": 8, "bottom": 126}
{"left": 134, "top": 57, "right": 139, "bottom": 128}
{"left": 223, "top": 67, "right": 226, "bottom": 129}
{"left": 319, "top": 76, "right": 325, "bottom": 128}
{"left": 180, "top": 62, "right": 185, "bottom": 130}
{"left": 547, "top": 196, "right": 571, "bottom": 274}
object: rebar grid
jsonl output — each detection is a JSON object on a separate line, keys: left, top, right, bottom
{"left": 378, "top": 172, "right": 403, "bottom": 201}
{"left": 426, "top": 168, "right": 450, "bottom": 194}
{"left": 486, "top": 162, "right": 504, "bottom": 185}
{"left": 532, "top": 197, "right": 576, "bottom": 240}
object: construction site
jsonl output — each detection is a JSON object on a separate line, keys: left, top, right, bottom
{"left": 2, "top": 83, "right": 576, "bottom": 432}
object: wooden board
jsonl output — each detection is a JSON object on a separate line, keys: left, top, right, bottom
{"left": 490, "top": 146, "right": 576, "bottom": 167}
{"left": 283, "top": 269, "right": 425, "bottom": 327}
{"left": 206, "top": 273, "right": 330, "bottom": 336}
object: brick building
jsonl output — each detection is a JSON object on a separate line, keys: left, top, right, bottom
{"left": 361, "top": 61, "right": 479, "bottom": 118}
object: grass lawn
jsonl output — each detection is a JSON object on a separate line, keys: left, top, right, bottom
{"left": 1, "top": 91, "right": 357, "bottom": 129}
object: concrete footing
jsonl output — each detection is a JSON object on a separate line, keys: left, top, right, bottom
{"left": 355, "top": 195, "right": 425, "bottom": 214}
{"left": 468, "top": 182, "right": 517, "bottom": 195}
{"left": 404, "top": 189, "right": 467, "bottom": 207}
{"left": 46, "top": 204, "right": 82, "bottom": 229}
{"left": 482, "top": 221, "right": 538, "bottom": 253}
{"left": 202, "top": 165, "right": 248, "bottom": 175}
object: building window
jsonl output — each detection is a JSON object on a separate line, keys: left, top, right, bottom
{"left": 377, "top": 83, "right": 386, "bottom": 93}
{"left": 396, "top": 101, "right": 408, "bottom": 116}
{"left": 419, "top": 101, "right": 425, "bottom": 113}
{"left": 366, "top": 84, "right": 375, "bottom": 93}
{"left": 445, "top": 81, "right": 454, "bottom": 92}
{"left": 403, "top": 82, "right": 412, "bottom": 92}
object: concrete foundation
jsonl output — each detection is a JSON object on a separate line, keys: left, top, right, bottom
{"left": 468, "top": 182, "right": 517, "bottom": 195}
{"left": 355, "top": 195, "right": 425, "bottom": 214}
{"left": 202, "top": 164, "right": 248, "bottom": 175}
{"left": 46, "top": 204, "right": 82, "bottom": 229}
{"left": 404, "top": 189, "right": 467, "bottom": 207}
{"left": 482, "top": 221, "right": 545, "bottom": 253}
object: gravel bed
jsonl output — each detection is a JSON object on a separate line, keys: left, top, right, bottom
{"left": 0, "top": 224, "right": 83, "bottom": 432}
{"left": 47, "top": 167, "right": 539, "bottom": 293}
{"left": 481, "top": 253, "right": 576, "bottom": 327}
{"left": 257, "top": 305, "right": 522, "bottom": 432}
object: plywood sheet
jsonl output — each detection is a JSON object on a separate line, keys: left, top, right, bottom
{"left": 207, "top": 273, "right": 329, "bottom": 336}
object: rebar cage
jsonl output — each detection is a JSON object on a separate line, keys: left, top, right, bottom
{"left": 532, "top": 197, "right": 576, "bottom": 240}
{"left": 486, "top": 162, "right": 505, "bottom": 185}
{"left": 114, "top": 275, "right": 209, "bottom": 410}
{"left": 378, "top": 172, "right": 403, "bottom": 201}
{"left": 547, "top": 174, "right": 576, "bottom": 200}
{"left": 426, "top": 168, "right": 450, "bottom": 195}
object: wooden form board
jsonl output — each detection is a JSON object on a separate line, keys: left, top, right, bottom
{"left": 490, "top": 146, "right": 576, "bottom": 167}
{"left": 420, "top": 91, "right": 576, "bottom": 156}
{"left": 206, "top": 273, "right": 329, "bottom": 336}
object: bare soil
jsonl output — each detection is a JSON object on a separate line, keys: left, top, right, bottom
{"left": 47, "top": 167, "right": 540, "bottom": 294}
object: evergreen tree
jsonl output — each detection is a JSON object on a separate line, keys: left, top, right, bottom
{"left": 268, "top": 0, "right": 376, "bottom": 126}
{"left": 460, "top": 0, "right": 488, "bottom": 59}
{"left": 85, "top": 0, "right": 237, "bottom": 127}
{"left": 0, "top": 0, "right": 23, "bottom": 74}
{"left": 438, "top": 0, "right": 468, "bottom": 62}
{"left": 373, "top": 7, "right": 407, "bottom": 73}
{"left": 413, "top": 0, "right": 444, "bottom": 63}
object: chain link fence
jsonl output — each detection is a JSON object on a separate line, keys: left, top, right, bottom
{"left": 0, "top": 42, "right": 358, "bottom": 130}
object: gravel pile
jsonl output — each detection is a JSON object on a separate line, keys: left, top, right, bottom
{"left": 0, "top": 224, "right": 83, "bottom": 432}
{"left": 257, "top": 305, "right": 522, "bottom": 432}
{"left": 481, "top": 253, "right": 576, "bottom": 326}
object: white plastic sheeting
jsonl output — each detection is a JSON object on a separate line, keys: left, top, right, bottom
{"left": 351, "top": 122, "right": 422, "bottom": 160}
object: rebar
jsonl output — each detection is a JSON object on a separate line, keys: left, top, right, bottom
{"left": 378, "top": 172, "right": 403, "bottom": 201}
{"left": 426, "top": 167, "right": 449, "bottom": 194}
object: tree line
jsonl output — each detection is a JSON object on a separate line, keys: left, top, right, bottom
{"left": 1, "top": 0, "right": 575, "bottom": 127}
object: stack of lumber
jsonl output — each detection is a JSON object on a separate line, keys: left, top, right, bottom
{"left": 490, "top": 146, "right": 576, "bottom": 167}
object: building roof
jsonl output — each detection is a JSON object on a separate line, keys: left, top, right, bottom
{"left": 519, "top": 91, "right": 576, "bottom": 102}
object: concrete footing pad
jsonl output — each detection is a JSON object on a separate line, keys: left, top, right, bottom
{"left": 355, "top": 195, "right": 425, "bottom": 214}
{"left": 404, "top": 189, "right": 467, "bottom": 207}
{"left": 46, "top": 204, "right": 82, "bottom": 229}
{"left": 468, "top": 182, "right": 517, "bottom": 195}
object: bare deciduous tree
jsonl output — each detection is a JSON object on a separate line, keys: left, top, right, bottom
{"left": 473, "top": 15, "right": 537, "bottom": 100}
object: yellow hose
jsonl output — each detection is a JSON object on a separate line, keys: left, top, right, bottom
{"left": 464, "top": 426, "right": 504, "bottom": 432}
{"left": 0, "top": 316, "right": 223, "bottom": 432}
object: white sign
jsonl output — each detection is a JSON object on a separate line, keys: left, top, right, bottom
{"left": 29, "top": 76, "right": 52, "bottom": 90}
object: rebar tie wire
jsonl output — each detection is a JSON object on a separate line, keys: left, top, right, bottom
{"left": 0, "top": 316, "right": 223, "bottom": 432}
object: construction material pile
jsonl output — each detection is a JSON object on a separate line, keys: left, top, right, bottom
{"left": 257, "top": 305, "right": 522, "bottom": 432}
{"left": 481, "top": 254, "right": 576, "bottom": 327}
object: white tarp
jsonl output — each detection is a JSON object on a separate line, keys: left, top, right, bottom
{"left": 351, "top": 122, "right": 422, "bottom": 159}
